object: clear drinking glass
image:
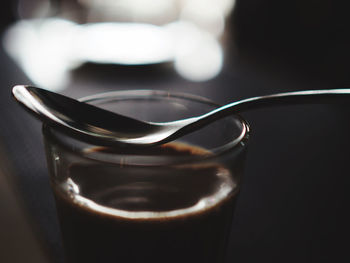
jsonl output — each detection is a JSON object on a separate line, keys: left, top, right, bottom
{"left": 43, "top": 90, "right": 250, "bottom": 263}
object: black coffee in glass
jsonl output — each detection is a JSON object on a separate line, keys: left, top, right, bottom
{"left": 43, "top": 90, "right": 249, "bottom": 263}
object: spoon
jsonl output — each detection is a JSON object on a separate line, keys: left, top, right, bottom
{"left": 12, "top": 85, "right": 350, "bottom": 147}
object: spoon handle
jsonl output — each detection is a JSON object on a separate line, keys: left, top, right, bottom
{"left": 199, "top": 89, "right": 350, "bottom": 121}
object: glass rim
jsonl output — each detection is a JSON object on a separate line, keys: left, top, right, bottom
{"left": 43, "top": 89, "right": 250, "bottom": 166}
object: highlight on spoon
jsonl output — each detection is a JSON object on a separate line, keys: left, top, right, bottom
{"left": 12, "top": 85, "right": 155, "bottom": 147}
{"left": 12, "top": 85, "right": 68, "bottom": 126}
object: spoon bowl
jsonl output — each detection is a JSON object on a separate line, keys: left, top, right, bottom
{"left": 12, "top": 85, "right": 350, "bottom": 147}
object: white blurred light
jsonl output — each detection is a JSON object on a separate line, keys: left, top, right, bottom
{"left": 3, "top": 19, "right": 77, "bottom": 91}
{"left": 174, "top": 35, "right": 223, "bottom": 81}
{"left": 167, "top": 21, "right": 223, "bottom": 81}
{"left": 3, "top": 0, "right": 236, "bottom": 89}
{"left": 180, "top": 0, "right": 225, "bottom": 36}
{"left": 180, "top": 0, "right": 235, "bottom": 16}
{"left": 80, "top": 0, "right": 178, "bottom": 23}
{"left": 3, "top": 19, "right": 175, "bottom": 90}
{"left": 75, "top": 23, "right": 174, "bottom": 64}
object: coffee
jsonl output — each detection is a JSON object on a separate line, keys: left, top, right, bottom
{"left": 52, "top": 143, "right": 239, "bottom": 263}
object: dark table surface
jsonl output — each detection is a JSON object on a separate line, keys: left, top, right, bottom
{"left": 0, "top": 1, "right": 349, "bottom": 263}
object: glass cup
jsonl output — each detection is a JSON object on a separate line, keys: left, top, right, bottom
{"left": 43, "top": 90, "right": 250, "bottom": 263}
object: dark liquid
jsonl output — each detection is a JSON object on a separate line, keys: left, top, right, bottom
{"left": 53, "top": 143, "right": 239, "bottom": 263}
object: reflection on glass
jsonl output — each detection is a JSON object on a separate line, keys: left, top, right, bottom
{"left": 4, "top": 0, "right": 235, "bottom": 90}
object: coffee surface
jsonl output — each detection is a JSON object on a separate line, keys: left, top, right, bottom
{"left": 55, "top": 142, "right": 236, "bottom": 218}
{"left": 52, "top": 143, "right": 239, "bottom": 263}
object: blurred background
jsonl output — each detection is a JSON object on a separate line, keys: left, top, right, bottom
{"left": 0, "top": 0, "right": 349, "bottom": 262}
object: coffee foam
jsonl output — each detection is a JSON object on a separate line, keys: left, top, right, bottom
{"left": 56, "top": 165, "right": 237, "bottom": 220}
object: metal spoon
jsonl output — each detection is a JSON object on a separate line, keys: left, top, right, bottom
{"left": 12, "top": 85, "right": 350, "bottom": 147}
